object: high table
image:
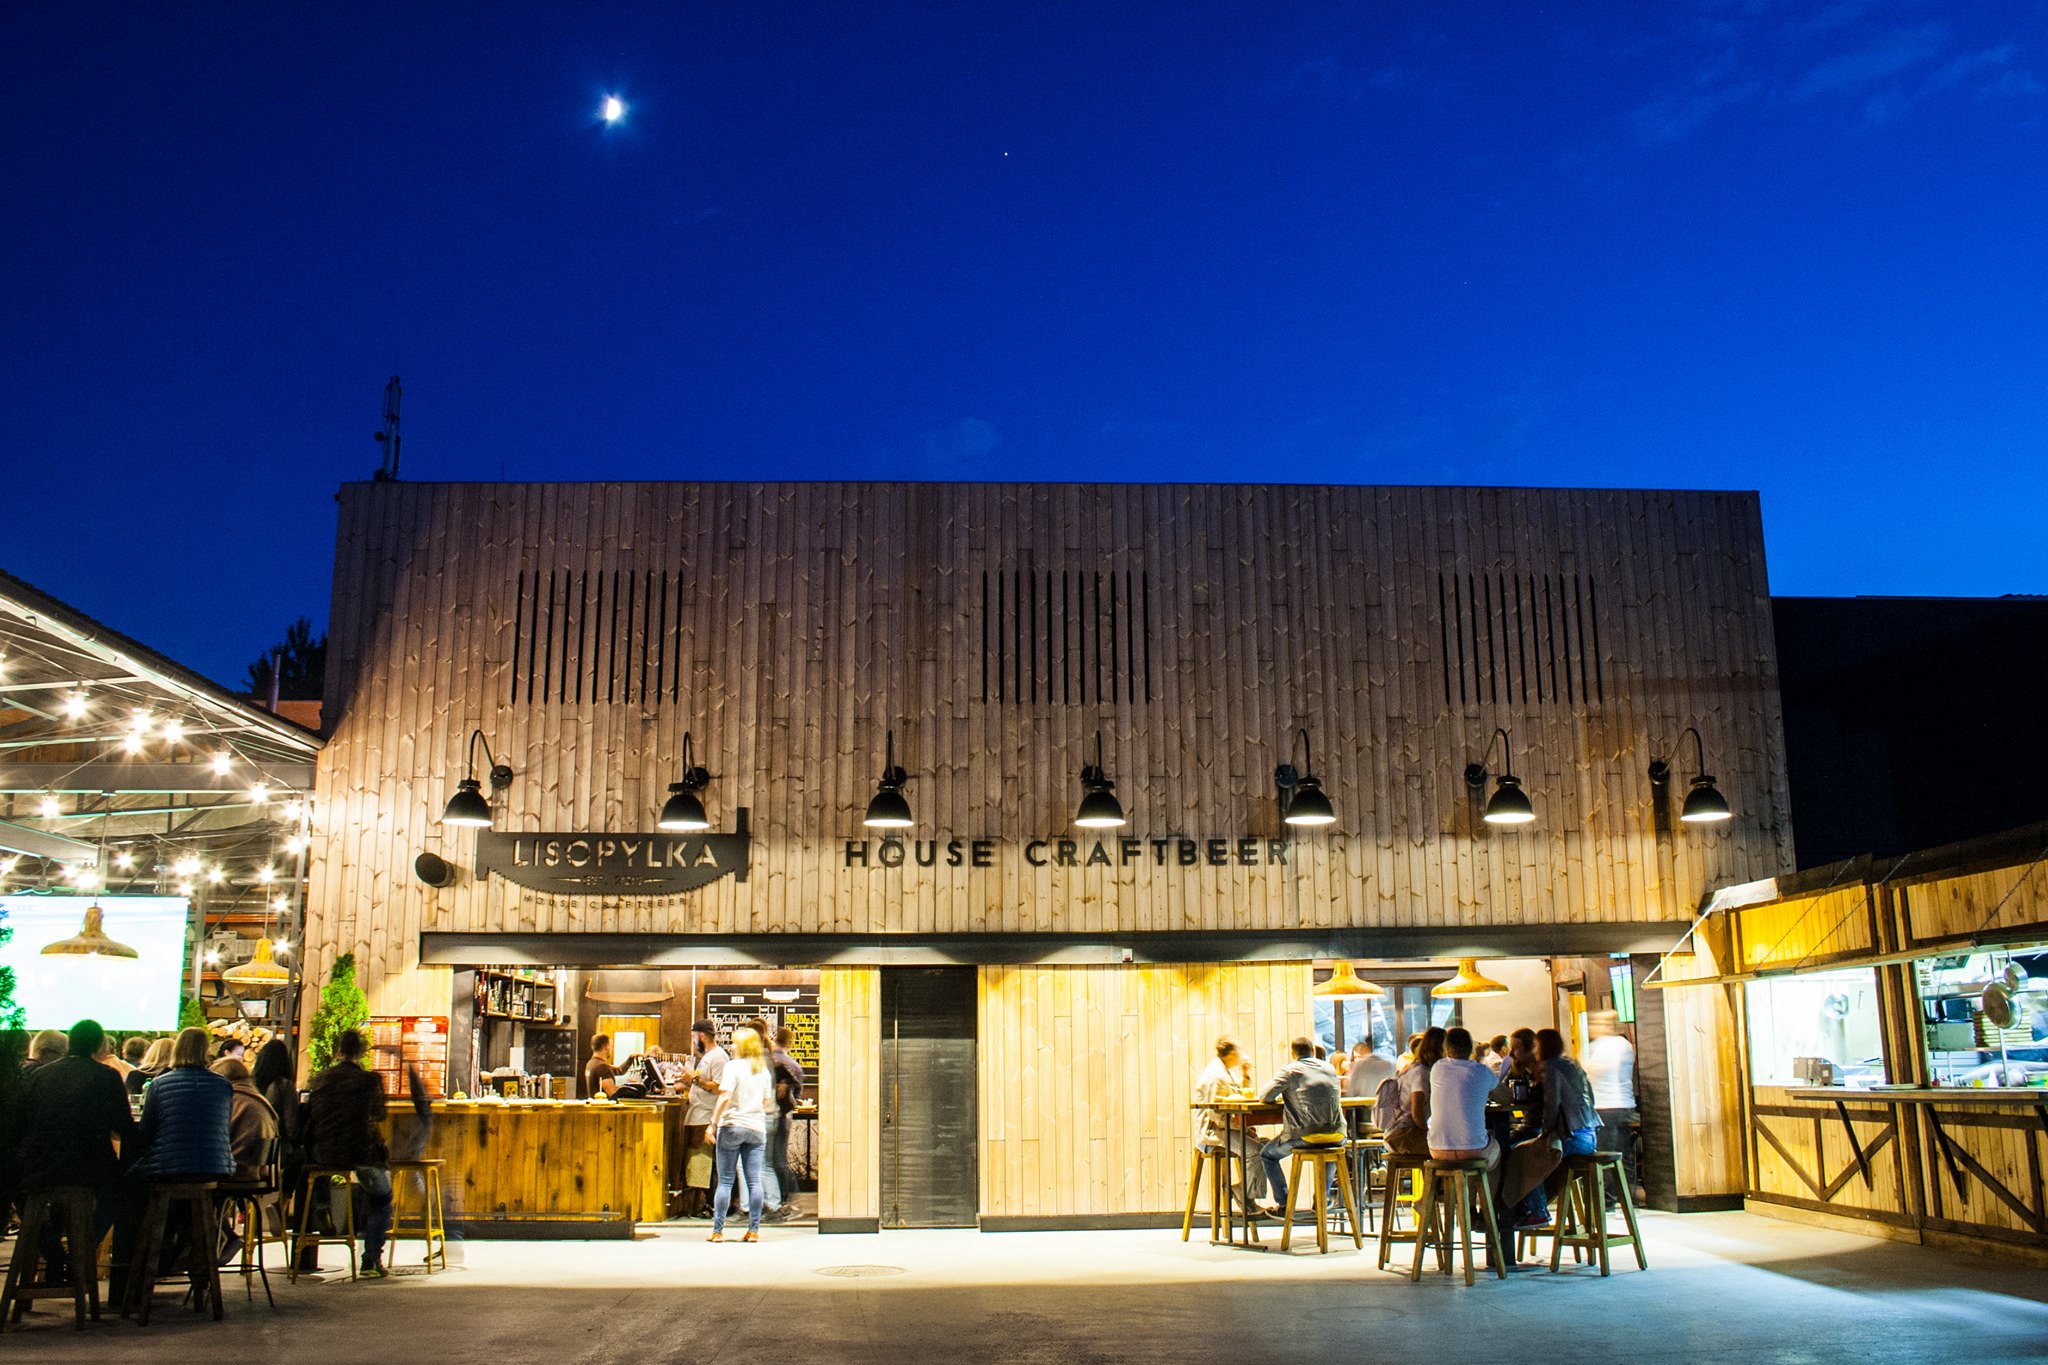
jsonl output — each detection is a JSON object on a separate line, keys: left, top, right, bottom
{"left": 1191, "top": 1095, "right": 1375, "bottom": 1251}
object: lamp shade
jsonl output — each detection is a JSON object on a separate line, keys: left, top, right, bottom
{"left": 1680, "top": 775, "right": 1732, "bottom": 823}
{"left": 1283, "top": 776, "right": 1336, "bottom": 827}
{"left": 1312, "top": 961, "right": 1384, "bottom": 998}
{"left": 223, "top": 938, "right": 291, "bottom": 993}
{"left": 40, "top": 903, "right": 139, "bottom": 959}
{"left": 1075, "top": 783, "right": 1126, "bottom": 829}
{"left": 658, "top": 784, "right": 711, "bottom": 832}
{"left": 863, "top": 783, "right": 913, "bottom": 829}
{"left": 1481, "top": 775, "right": 1535, "bottom": 826}
{"left": 1431, "top": 957, "right": 1510, "bottom": 998}
{"left": 440, "top": 778, "right": 494, "bottom": 828}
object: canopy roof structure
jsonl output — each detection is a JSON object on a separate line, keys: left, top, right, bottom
{"left": 0, "top": 567, "right": 322, "bottom": 922}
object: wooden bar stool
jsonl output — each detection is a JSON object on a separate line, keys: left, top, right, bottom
{"left": 1374, "top": 1153, "right": 1429, "bottom": 1271}
{"left": 1279, "top": 1139, "right": 1364, "bottom": 1254}
{"left": 1550, "top": 1152, "right": 1647, "bottom": 1276}
{"left": 1181, "top": 1144, "right": 1253, "bottom": 1242}
{"left": 389, "top": 1159, "right": 449, "bottom": 1272}
{"left": 1410, "top": 1158, "right": 1506, "bottom": 1285}
{"left": 291, "top": 1168, "right": 360, "bottom": 1282}
{"left": 1, "top": 1187, "right": 101, "bottom": 1330}
{"left": 125, "top": 1182, "right": 224, "bottom": 1325}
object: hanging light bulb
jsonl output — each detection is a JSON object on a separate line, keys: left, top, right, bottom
{"left": 270, "top": 895, "right": 289, "bottom": 913}
{"left": 282, "top": 799, "right": 306, "bottom": 823}
{"left": 257, "top": 865, "right": 275, "bottom": 883}
{"left": 62, "top": 692, "right": 88, "bottom": 721}
{"left": 174, "top": 855, "right": 201, "bottom": 877}
{"left": 113, "top": 850, "right": 136, "bottom": 871}
{"left": 248, "top": 782, "right": 270, "bottom": 804}
{"left": 38, "top": 794, "right": 60, "bottom": 820}
{"left": 122, "top": 732, "right": 145, "bottom": 755}
{"left": 285, "top": 835, "right": 306, "bottom": 855}
{"left": 211, "top": 752, "right": 233, "bottom": 775}
{"left": 205, "top": 864, "right": 225, "bottom": 884}
{"left": 128, "top": 709, "right": 152, "bottom": 735}
{"left": 159, "top": 719, "right": 184, "bottom": 744}
{"left": 176, "top": 882, "right": 194, "bottom": 897}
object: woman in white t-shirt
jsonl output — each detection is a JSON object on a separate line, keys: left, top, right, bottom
{"left": 708, "top": 1031, "right": 776, "bottom": 1241}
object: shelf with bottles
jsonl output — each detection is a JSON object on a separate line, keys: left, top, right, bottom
{"left": 474, "top": 966, "right": 562, "bottom": 1023}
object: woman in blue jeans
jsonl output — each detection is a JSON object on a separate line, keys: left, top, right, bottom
{"left": 707, "top": 1031, "right": 774, "bottom": 1242}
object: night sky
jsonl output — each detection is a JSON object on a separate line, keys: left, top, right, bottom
{"left": 5, "top": 3, "right": 2044, "bottom": 686}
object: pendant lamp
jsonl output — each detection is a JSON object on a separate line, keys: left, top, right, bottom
{"left": 657, "top": 731, "right": 714, "bottom": 832}
{"left": 863, "top": 729, "right": 913, "bottom": 829}
{"left": 1312, "top": 961, "right": 1384, "bottom": 997}
{"left": 1431, "top": 958, "right": 1510, "bottom": 998}
{"left": 41, "top": 903, "right": 139, "bottom": 959}
{"left": 223, "top": 938, "right": 291, "bottom": 993}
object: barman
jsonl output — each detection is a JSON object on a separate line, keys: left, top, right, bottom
{"left": 585, "top": 1034, "right": 618, "bottom": 1099}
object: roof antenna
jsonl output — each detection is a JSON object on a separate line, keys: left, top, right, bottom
{"left": 372, "top": 375, "right": 402, "bottom": 481}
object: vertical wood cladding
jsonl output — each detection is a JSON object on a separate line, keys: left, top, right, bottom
{"left": 309, "top": 483, "right": 1794, "bottom": 1017}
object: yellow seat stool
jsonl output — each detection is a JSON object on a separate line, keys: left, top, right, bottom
{"left": 1279, "top": 1138, "right": 1364, "bottom": 1254}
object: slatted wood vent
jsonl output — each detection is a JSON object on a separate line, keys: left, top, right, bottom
{"left": 504, "top": 569, "right": 695, "bottom": 706}
{"left": 1437, "top": 571, "right": 1605, "bottom": 709}
{"left": 981, "top": 569, "right": 1156, "bottom": 706}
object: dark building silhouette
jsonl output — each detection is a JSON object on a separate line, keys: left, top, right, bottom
{"left": 1774, "top": 596, "right": 2048, "bottom": 869}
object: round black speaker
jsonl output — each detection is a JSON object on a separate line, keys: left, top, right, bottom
{"left": 414, "top": 851, "right": 455, "bottom": 888}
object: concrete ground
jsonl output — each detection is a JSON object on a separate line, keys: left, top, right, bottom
{"left": 7, "top": 1211, "right": 2047, "bottom": 1363}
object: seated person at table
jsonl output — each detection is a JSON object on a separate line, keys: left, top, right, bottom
{"left": 1507, "top": 1028, "right": 1602, "bottom": 1228}
{"left": 1427, "top": 1027, "right": 1500, "bottom": 1173}
{"left": 1258, "top": 1037, "right": 1344, "bottom": 1214}
{"left": 1193, "top": 1037, "right": 1270, "bottom": 1217}
{"left": 1494, "top": 1027, "right": 1542, "bottom": 1141}
{"left": 1379, "top": 1027, "right": 1444, "bottom": 1156}
{"left": 1344, "top": 1042, "right": 1395, "bottom": 1114}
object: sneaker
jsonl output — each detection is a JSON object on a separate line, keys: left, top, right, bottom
{"left": 362, "top": 1263, "right": 389, "bottom": 1279}
{"left": 741, "top": 1230, "right": 759, "bottom": 1243}
{"left": 217, "top": 1232, "right": 245, "bottom": 1268}
{"left": 707, "top": 1231, "right": 724, "bottom": 1243}
{"left": 1513, "top": 1215, "right": 1551, "bottom": 1231}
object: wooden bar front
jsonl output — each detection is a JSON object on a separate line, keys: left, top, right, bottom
{"left": 382, "top": 1100, "right": 674, "bottom": 1228}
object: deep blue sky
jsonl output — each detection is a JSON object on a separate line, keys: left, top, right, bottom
{"left": 5, "top": 2, "right": 2044, "bottom": 686}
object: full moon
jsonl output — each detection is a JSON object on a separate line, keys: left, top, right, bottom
{"left": 602, "top": 96, "right": 626, "bottom": 123}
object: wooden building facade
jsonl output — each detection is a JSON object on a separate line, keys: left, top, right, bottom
{"left": 1655, "top": 823, "right": 2048, "bottom": 1263}
{"left": 305, "top": 481, "right": 1792, "bottom": 1229}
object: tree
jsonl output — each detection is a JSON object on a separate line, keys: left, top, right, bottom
{"left": 179, "top": 995, "right": 206, "bottom": 1030}
{"left": 307, "top": 951, "right": 369, "bottom": 1073}
{"left": 0, "top": 908, "right": 22, "bottom": 1031}
{"left": 244, "top": 617, "right": 328, "bottom": 701}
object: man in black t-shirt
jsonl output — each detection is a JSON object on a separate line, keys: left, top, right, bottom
{"left": 584, "top": 1034, "right": 618, "bottom": 1099}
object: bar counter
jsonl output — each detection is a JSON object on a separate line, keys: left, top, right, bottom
{"left": 382, "top": 1098, "right": 681, "bottom": 1232}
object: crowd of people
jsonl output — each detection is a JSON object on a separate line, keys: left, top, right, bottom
{"left": 1, "top": 1017, "right": 416, "bottom": 1302}
{"left": 1192, "top": 1009, "right": 1640, "bottom": 1247}
{"left": 584, "top": 1017, "right": 807, "bottom": 1241}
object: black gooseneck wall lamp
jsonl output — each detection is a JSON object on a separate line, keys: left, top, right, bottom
{"left": 1074, "top": 730, "right": 1127, "bottom": 829}
{"left": 657, "top": 731, "right": 714, "bottom": 832}
{"left": 863, "top": 728, "right": 913, "bottom": 829}
{"left": 1275, "top": 728, "right": 1336, "bottom": 828}
{"left": 440, "top": 729, "right": 514, "bottom": 829}
{"left": 1465, "top": 727, "right": 1535, "bottom": 827}
{"left": 1649, "top": 725, "right": 1732, "bottom": 825}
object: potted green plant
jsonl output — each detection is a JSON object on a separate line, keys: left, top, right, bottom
{"left": 307, "top": 950, "right": 370, "bottom": 1072}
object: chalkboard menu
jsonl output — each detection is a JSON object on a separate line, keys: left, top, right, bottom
{"left": 522, "top": 1025, "right": 577, "bottom": 1083}
{"left": 703, "top": 986, "right": 820, "bottom": 1071}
